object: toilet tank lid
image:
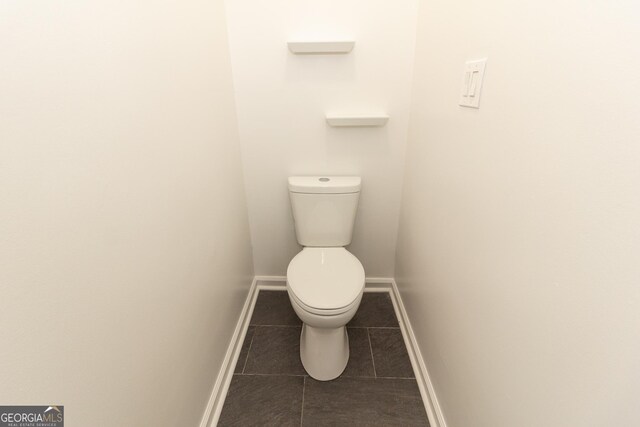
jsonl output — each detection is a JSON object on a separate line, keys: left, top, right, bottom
{"left": 288, "top": 176, "right": 361, "bottom": 194}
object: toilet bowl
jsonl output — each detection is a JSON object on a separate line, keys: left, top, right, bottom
{"left": 287, "top": 247, "right": 365, "bottom": 381}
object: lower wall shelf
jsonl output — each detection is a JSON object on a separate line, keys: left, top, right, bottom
{"left": 288, "top": 41, "right": 355, "bottom": 54}
{"left": 326, "top": 114, "right": 389, "bottom": 127}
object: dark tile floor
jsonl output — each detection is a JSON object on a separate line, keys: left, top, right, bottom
{"left": 219, "top": 289, "right": 430, "bottom": 426}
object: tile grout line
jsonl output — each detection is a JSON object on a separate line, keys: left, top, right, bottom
{"left": 366, "top": 327, "right": 378, "bottom": 378}
{"left": 236, "top": 372, "right": 414, "bottom": 379}
{"left": 348, "top": 326, "right": 400, "bottom": 329}
{"left": 241, "top": 328, "right": 256, "bottom": 374}
{"left": 300, "top": 376, "right": 306, "bottom": 427}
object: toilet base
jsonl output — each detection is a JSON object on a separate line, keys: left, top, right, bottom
{"left": 300, "top": 324, "right": 349, "bottom": 381}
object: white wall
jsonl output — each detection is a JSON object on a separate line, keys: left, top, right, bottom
{"left": 396, "top": 1, "right": 640, "bottom": 426}
{"left": 0, "top": 1, "right": 253, "bottom": 426}
{"left": 225, "top": 0, "right": 418, "bottom": 276}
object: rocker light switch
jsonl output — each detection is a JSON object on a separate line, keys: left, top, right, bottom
{"left": 459, "top": 58, "right": 487, "bottom": 108}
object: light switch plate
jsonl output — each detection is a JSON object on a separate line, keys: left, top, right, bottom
{"left": 459, "top": 58, "right": 487, "bottom": 108}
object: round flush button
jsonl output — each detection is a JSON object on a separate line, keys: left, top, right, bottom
{"left": 319, "top": 177, "right": 330, "bottom": 182}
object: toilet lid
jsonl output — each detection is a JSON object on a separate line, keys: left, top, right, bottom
{"left": 287, "top": 248, "right": 365, "bottom": 311}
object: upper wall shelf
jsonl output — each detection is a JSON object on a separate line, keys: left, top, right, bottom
{"left": 287, "top": 41, "right": 355, "bottom": 54}
{"left": 326, "top": 114, "right": 389, "bottom": 127}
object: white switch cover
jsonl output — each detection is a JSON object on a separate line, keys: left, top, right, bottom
{"left": 459, "top": 58, "right": 487, "bottom": 108}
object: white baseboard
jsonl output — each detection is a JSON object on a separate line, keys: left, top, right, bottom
{"left": 253, "top": 275, "right": 286, "bottom": 282}
{"left": 199, "top": 275, "right": 447, "bottom": 427}
{"left": 199, "top": 277, "right": 259, "bottom": 427}
{"left": 254, "top": 275, "right": 395, "bottom": 290}
{"left": 388, "top": 279, "right": 448, "bottom": 427}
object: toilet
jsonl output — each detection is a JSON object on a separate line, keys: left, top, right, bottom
{"left": 286, "top": 176, "right": 365, "bottom": 381}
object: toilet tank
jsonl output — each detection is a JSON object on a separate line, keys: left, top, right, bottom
{"left": 288, "top": 176, "right": 361, "bottom": 247}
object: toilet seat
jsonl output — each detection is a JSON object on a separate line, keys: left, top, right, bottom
{"left": 288, "top": 287, "right": 362, "bottom": 316}
{"left": 287, "top": 247, "right": 365, "bottom": 314}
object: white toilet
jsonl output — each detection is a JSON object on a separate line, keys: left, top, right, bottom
{"left": 286, "top": 176, "right": 365, "bottom": 381}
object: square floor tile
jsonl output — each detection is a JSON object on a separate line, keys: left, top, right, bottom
{"left": 218, "top": 375, "right": 303, "bottom": 426}
{"left": 302, "top": 377, "right": 429, "bottom": 426}
{"left": 348, "top": 292, "right": 399, "bottom": 327}
{"left": 369, "top": 328, "right": 415, "bottom": 378}
{"left": 341, "top": 328, "right": 375, "bottom": 378}
{"left": 243, "top": 326, "right": 306, "bottom": 375}
{"left": 250, "top": 290, "right": 301, "bottom": 326}
{"left": 234, "top": 326, "right": 256, "bottom": 374}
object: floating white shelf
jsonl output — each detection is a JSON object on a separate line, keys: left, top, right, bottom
{"left": 288, "top": 41, "right": 355, "bottom": 54}
{"left": 326, "top": 114, "right": 389, "bottom": 127}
